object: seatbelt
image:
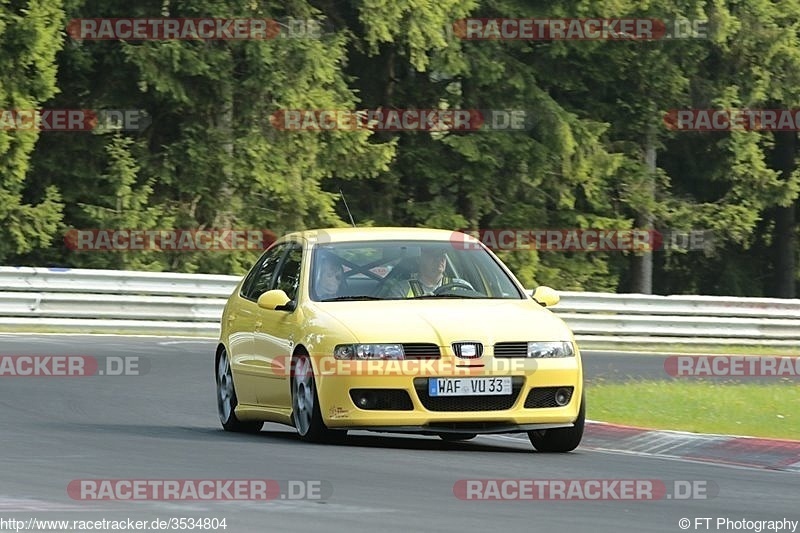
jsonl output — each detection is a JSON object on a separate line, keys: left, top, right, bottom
{"left": 408, "top": 279, "right": 424, "bottom": 297}
{"left": 406, "top": 276, "right": 452, "bottom": 297}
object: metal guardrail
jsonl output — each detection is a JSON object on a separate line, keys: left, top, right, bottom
{"left": 1, "top": 266, "right": 799, "bottom": 346}
{"left": 0, "top": 267, "right": 236, "bottom": 297}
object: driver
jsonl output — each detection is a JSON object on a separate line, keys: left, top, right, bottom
{"left": 399, "top": 247, "right": 473, "bottom": 297}
{"left": 410, "top": 247, "right": 450, "bottom": 295}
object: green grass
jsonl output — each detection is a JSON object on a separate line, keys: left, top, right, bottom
{"left": 587, "top": 380, "right": 800, "bottom": 440}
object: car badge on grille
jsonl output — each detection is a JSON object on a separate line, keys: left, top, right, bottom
{"left": 453, "top": 342, "right": 483, "bottom": 359}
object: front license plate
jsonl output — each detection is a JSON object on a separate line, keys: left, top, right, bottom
{"left": 428, "top": 377, "right": 512, "bottom": 397}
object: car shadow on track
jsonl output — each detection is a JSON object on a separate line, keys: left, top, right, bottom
{"left": 45, "top": 422, "right": 246, "bottom": 441}
{"left": 255, "top": 429, "right": 533, "bottom": 453}
{"left": 44, "top": 422, "right": 539, "bottom": 454}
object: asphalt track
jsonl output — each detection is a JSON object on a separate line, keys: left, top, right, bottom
{"left": 0, "top": 334, "right": 797, "bottom": 533}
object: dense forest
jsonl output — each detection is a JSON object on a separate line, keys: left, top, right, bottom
{"left": 2, "top": 0, "right": 800, "bottom": 297}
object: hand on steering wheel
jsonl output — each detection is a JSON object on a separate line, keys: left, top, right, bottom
{"left": 433, "top": 279, "right": 474, "bottom": 295}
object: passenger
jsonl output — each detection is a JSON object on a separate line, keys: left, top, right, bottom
{"left": 315, "top": 255, "right": 345, "bottom": 300}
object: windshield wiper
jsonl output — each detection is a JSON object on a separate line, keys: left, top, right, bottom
{"left": 410, "top": 294, "right": 486, "bottom": 299}
{"left": 320, "top": 295, "right": 384, "bottom": 302}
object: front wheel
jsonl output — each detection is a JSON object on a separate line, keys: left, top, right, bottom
{"left": 527, "top": 392, "right": 585, "bottom": 453}
{"left": 216, "top": 348, "right": 263, "bottom": 433}
{"left": 291, "top": 353, "right": 347, "bottom": 443}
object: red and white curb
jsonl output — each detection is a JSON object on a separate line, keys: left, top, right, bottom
{"left": 583, "top": 421, "right": 800, "bottom": 471}
{"left": 487, "top": 421, "right": 799, "bottom": 471}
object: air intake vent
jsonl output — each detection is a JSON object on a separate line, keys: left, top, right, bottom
{"left": 401, "top": 343, "right": 441, "bottom": 359}
{"left": 494, "top": 342, "right": 528, "bottom": 357}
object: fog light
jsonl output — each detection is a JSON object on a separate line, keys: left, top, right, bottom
{"left": 355, "top": 392, "right": 375, "bottom": 409}
{"left": 554, "top": 388, "right": 571, "bottom": 406}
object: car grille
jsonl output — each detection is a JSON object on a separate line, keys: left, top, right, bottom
{"left": 524, "top": 386, "right": 574, "bottom": 408}
{"left": 402, "top": 343, "right": 441, "bottom": 359}
{"left": 349, "top": 389, "right": 414, "bottom": 410}
{"left": 413, "top": 377, "right": 524, "bottom": 411}
{"left": 493, "top": 342, "right": 528, "bottom": 357}
{"left": 452, "top": 342, "right": 483, "bottom": 359}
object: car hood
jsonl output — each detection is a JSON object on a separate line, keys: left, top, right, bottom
{"left": 312, "top": 299, "right": 573, "bottom": 345}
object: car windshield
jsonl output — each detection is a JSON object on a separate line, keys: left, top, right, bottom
{"left": 309, "top": 240, "right": 524, "bottom": 301}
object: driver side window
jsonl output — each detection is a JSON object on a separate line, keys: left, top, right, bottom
{"left": 274, "top": 244, "right": 303, "bottom": 302}
{"left": 241, "top": 244, "right": 287, "bottom": 302}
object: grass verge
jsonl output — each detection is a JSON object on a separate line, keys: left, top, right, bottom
{"left": 587, "top": 380, "right": 800, "bottom": 440}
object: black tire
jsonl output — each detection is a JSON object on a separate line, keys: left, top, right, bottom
{"left": 528, "top": 392, "right": 585, "bottom": 453}
{"left": 291, "top": 352, "right": 347, "bottom": 444}
{"left": 216, "top": 348, "right": 263, "bottom": 433}
{"left": 438, "top": 433, "right": 478, "bottom": 442}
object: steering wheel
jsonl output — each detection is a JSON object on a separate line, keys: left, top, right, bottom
{"left": 433, "top": 280, "right": 475, "bottom": 295}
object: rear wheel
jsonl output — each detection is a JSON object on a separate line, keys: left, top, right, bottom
{"left": 527, "top": 392, "right": 585, "bottom": 453}
{"left": 438, "top": 433, "right": 477, "bottom": 442}
{"left": 291, "top": 353, "right": 347, "bottom": 443}
{"left": 216, "top": 348, "right": 263, "bottom": 433}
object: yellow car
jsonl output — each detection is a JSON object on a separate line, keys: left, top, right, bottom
{"left": 215, "top": 227, "right": 584, "bottom": 452}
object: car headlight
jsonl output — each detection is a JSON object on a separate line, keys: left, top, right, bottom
{"left": 334, "top": 344, "right": 405, "bottom": 360}
{"left": 526, "top": 341, "right": 575, "bottom": 358}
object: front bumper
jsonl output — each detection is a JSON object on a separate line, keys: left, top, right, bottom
{"left": 352, "top": 423, "right": 575, "bottom": 435}
{"left": 315, "top": 356, "right": 582, "bottom": 431}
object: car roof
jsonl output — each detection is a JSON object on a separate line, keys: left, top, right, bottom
{"left": 276, "top": 227, "right": 477, "bottom": 246}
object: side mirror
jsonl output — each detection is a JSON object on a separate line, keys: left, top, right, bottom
{"left": 532, "top": 286, "right": 560, "bottom": 307}
{"left": 257, "top": 289, "right": 293, "bottom": 311}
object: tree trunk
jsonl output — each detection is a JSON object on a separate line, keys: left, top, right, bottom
{"left": 212, "top": 79, "right": 235, "bottom": 228}
{"left": 771, "top": 130, "right": 797, "bottom": 298}
{"left": 630, "top": 127, "right": 656, "bottom": 294}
